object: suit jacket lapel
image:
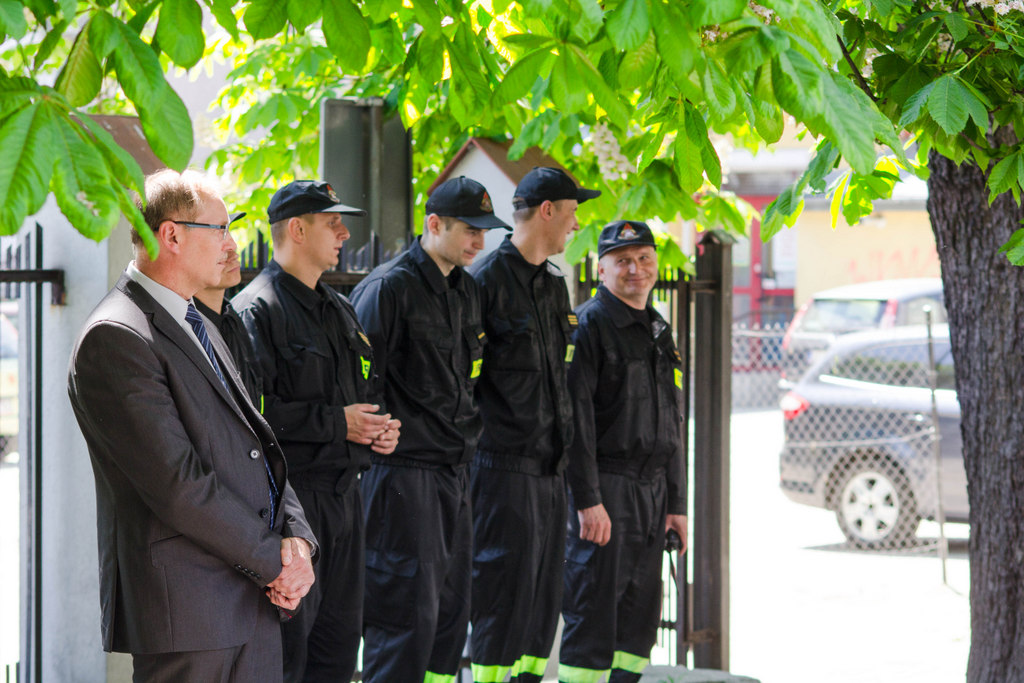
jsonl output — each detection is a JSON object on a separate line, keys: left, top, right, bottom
{"left": 118, "top": 277, "right": 241, "bottom": 414}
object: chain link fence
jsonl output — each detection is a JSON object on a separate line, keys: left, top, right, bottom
{"left": 734, "top": 319, "right": 959, "bottom": 554}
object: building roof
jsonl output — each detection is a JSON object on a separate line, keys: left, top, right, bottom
{"left": 88, "top": 115, "right": 166, "bottom": 175}
{"left": 428, "top": 137, "right": 579, "bottom": 193}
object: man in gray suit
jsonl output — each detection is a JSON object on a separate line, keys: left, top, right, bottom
{"left": 68, "top": 170, "right": 316, "bottom": 683}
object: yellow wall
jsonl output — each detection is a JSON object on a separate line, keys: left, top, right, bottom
{"left": 795, "top": 208, "right": 939, "bottom": 306}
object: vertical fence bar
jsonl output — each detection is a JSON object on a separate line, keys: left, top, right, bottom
{"left": 693, "top": 231, "right": 733, "bottom": 670}
{"left": 924, "top": 306, "right": 949, "bottom": 583}
{"left": 676, "top": 275, "right": 693, "bottom": 666}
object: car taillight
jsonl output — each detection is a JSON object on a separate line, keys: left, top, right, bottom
{"left": 880, "top": 298, "right": 899, "bottom": 327}
{"left": 781, "top": 302, "right": 810, "bottom": 351}
{"left": 780, "top": 391, "right": 810, "bottom": 420}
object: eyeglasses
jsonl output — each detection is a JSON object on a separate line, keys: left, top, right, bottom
{"left": 171, "top": 220, "right": 231, "bottom": 238}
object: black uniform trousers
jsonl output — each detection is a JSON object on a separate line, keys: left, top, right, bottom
{"left": 560, "top": 472, "right": 667, "bottom": 683}
{"left": 361, "top": 462, "right": 473, "bottom": 683}
{"left": 281, "top": 480, "right": 364, "bottom": 683}
{"left": 470, "top": 465, "right": 567, "bottom": 682}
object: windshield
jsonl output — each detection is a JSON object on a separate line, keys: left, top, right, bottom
{"left": 797, "top": 298, "right": 885, "bottom": 334}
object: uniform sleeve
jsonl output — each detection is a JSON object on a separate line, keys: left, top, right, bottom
{"left": 351, "top": 277, "right": 398, "bottom": 393}
{"left": 68, "top": 323, "right": 284, "bottom": 585}
{"left": 565, "top": 317, "right": 603, "bottom": 509}
{"left": 237, "top": 299, "right": 347, "bottom": 445}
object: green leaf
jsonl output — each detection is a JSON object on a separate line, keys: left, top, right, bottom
{"left": 573, "top": 0, "right": 604, "bottom": 43}
{"left": 76, "top": 113, "right": 146, "bottom": 194}
{"left": 791, "top": 0, "right": 842, "bottom": 62}
{"left": 649, "top": 2, "right": 694, "bottom": 83}
{"left": 605, "top": 0, "right": 649, "bottom": 51}
{"left": 0, "top": 75, "right": 39, "bottom": 119}
{"left": 988, "top": 152, "right": 1021, "bottom": 205}
{"left": 701, "top": 59, "right": 737, "bottom": 123}
{"left": 638, "top": 126, "right": 666, "bottom": 173}
{"left": 820, "top": 73, "right": 876, "bottom": 175}
{"left": 926, "top": 74, "right": 971, "bottom": 136}
{"left": 208, "top": 0, "right": 240, "bottom": 41}
{"left": 618, "top": 33, "right": 657, "bottom": 90}
{"left": 898, "top": 81, "right": 935, "bottom": 129}
{"left": 51, "top": 115, "right": 121, "bottom": 238}
{"left": 157, "top": 0, "right": 205, "bottom": 69}
{"left": 287, "top": 0, "right": 322, "bottom": 33}
{"left": 569, "top": 45, "right": 630, "bottom": 129}
{"left": 55, "top": 29, "right": 102, "bottom": 108}
{"left": 138, "top": 81, "right": 194, "bottom": 170}
{"left": 0, "top": 0, "right": 27, "bottom": 39}
{"left": 673, "top": 130, "right": 704, "bottom": 194}
{"left": 494, "top": 48, "right": 552, "bottom": 106}
{"left": 323, "top": 0, "right": 370, "bottom": 72}
{"left": 772, "top": 49, "right": 824, "bottom": 125}
{"left": 693, "top": 0, "right": 744, "bottom": 24}
{"left": 549, "top": 52, "right": 588, "bottom": 113}
{"left": 684, "top": 105, "right": 720, "bottom": 188}
{"left": 806, "top": 140, "right": 841, "bottom": 193}
{"left": 244, "top": 0, "right": 288, "bottom": 40}
{"left": 33, "top": 18, "right": 68, "bottom": 69}
{"left": 87, "top": 11, "right": 121, "bottom": 60}
{"left": 110, "top": 19, "right": 166, "bottom": 110}
{"left": 944, "top": 12, "right": 968, "bottom": 43}
{"left": 565, "top": 220, "right": 600, "bottom": 265}
{"left": 0, "top": 102, "right": 56, "bottom": 234}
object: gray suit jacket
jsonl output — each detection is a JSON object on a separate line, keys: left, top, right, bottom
{"left": 68, "top": 274, "right": 315, "bottom": 654}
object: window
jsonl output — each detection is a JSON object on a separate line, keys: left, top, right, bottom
{"left": 828, "top": 340, "right": 951, "bottom": 389}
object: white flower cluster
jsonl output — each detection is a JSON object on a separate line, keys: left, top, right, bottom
{"left": 749, "top": 1, "right": 774, "bottom": 22}
{"left": 936, "top": 32, "right": 955, "bottom": 53}
{"left": 966, "top": 0, "right": 1024, "bottom": 14}
{"left": 591, "top": 122, "right": 634, "bottom": 182}
{"left": 862, "top": 47, "right": 881, "bottom": 77}
{"left": 703, "top": 28, "right": 721, "bottom": 43}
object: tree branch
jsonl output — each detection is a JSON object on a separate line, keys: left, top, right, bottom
{"left": 837, "top": 35, "right": 878, "bottom": 103}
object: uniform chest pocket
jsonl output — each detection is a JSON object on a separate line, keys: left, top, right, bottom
{"left": 404, "top": 321, "right": 455, "bottom": 387}
{"left": 278, "top": 334, "right": 332, "bottom": 400}
{"left": 487, "top": 315, "right": 540, "bottom": 371}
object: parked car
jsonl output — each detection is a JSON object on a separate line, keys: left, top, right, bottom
{"left": 781, "top": 278, "right": 946, "bottom": 382}
{"left": 778, "top": 324, "right": 966, "bottom": 548}
{"left": 0, "top": 309, "right": 17, "bottom": 458}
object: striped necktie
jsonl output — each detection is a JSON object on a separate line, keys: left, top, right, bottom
{"left": 185, "top": 302, "right": 279, "bottom": 527}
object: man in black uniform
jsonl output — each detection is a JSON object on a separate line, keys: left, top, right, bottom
{"left": 193, "top": 211, "right": 263, "bottom": 403}
{"left": 467, "top": 167, "right": 600, "bottom": 683}
{"left": 559, "top": 220, "right": 689, "bottom": 683}
{"left": 233, "top": 180, "right": 401, "bottom": 683}
{"left": 350, "top": 176, "right": 509, "bottom": 683}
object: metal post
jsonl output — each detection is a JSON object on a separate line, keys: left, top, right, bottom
{"left": 924, "top": 306, "right": 949, "bottom": 584}
{"left": 692, "top": 231, "right": 734, "bottom": 670}
{"left": 676, "top": 276, "right": 692, "bottom": 667}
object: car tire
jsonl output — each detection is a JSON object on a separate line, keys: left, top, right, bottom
{"left": 833, "top": 458, "right": 920, "bottom": 549}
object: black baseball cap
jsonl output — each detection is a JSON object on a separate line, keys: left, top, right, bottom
{"left": 513, "top": 167, "right": 601, "bottom": 210}
{"left": 597, "top": 220, "right": 657, "bottom": 258}
{"left": 425, "top": 176, "right": 510, "bottom": 230}
{"left": 267, "top": 180, "right": 367, "bottom": 224}
{"left": 229, "top": 211, "right": 246, "bottom": 224}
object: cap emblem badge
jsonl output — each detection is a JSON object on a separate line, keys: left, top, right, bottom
{"left": 480, "top": 192, "right": 493, "bottom": 213}
{"left": 620, "top": 225, "right": 639, "bottom": 240}
{"left": 325, "top": 183, "right": 341, "bottom": 203}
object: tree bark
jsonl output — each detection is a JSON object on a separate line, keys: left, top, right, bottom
{"left": 927, "top": 149, "right": 1024, "bottom": 682}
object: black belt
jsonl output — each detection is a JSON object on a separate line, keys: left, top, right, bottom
{"left": 474, "top": 450, "right": 566, "bottom": 477}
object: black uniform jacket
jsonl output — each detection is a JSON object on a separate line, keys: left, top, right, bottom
{"left": 350, "top": 236, "right": 485, "bottom": 467}
{"left": 233, "top": 260, "right": 380, "bottom": 483}
{"left": 468, "top": 236, "right": 574, "bottom": 474}
{"left": 566, "top": 285, "right": 686, "bottom": 514}
{"left": 194, "top": 297, "right": 263, "bottom": 405}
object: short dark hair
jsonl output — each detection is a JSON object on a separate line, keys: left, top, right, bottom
{"left": 513, "top": 205, "right": 538, "bottom": 224}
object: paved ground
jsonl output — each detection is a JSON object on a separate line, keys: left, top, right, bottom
{"left": 0, "top": 410, "right": 971, "bottom": 681}
{"left": 726, "top": 409, "right": 969, "bottom": 683}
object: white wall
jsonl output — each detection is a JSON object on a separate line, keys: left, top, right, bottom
{"left": 20, "top": 197, "right": 130, "bottom": 682}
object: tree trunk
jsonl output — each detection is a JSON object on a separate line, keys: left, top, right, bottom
{"left": 927, "top": 149, "right": 1024, "bottom": 682}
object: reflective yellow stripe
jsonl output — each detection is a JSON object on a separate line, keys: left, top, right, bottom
{"left": 565, "top": 344, "right": 576, "bottom": 362}
{"left": 471, "top": 662, "right": 511, "bottom": 683}
{"left": 515, "top": 654, "right": 547, "bottom": 676}
{"left": 611, "top": 650, "right": 649, "bottom": 674}
{"left": 259, "top": 394, "right": 264, "bottom": 414}
{"left": 423, "top": 672, "right": 456, "bottom": 683}
{"left": 557, "top": 663, "right": 606, "bottom": 683}
{"left": 471, "top": 358, "right": 483, "bottom": 378}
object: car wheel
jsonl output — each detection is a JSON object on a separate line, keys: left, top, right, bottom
{"left": 834, "top": 459, "right": 920, "bottom": 549}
